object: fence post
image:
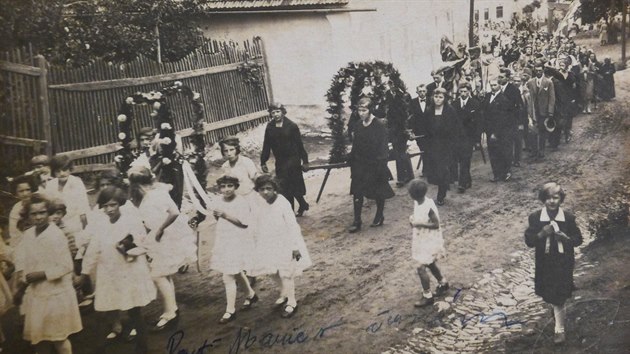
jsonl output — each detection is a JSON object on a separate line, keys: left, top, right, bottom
{"left": 256, "top": 37, "right": 274, "bottom": 104}
{"left": 36, "top": 55, "right": 52, "bottom": 157}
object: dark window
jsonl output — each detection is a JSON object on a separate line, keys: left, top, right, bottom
{"left": 484, "top": 8, "right": 489, "bottom": 20}
{"left": 475, "top": 10, "right": 479, "bottom": 21}
{"left": 496, "top": 6, "right": 504, "bottom": 19}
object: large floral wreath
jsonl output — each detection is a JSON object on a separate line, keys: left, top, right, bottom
{"left": 113, "top": 81, "right": 207, "bottom": 189}
{"left": 325, "top": 61, "right": 408, "bottom": 163}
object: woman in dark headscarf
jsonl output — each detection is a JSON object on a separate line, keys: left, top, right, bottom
{"left": 347, "top": 97, "right": 395, "bottom": 233}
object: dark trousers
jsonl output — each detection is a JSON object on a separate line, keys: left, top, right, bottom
{"left": 456, "top": 144, "right": 473, "bottom": 188}
{"left": 283, "top": 193, "right": 308, "bottom": 212}
{"left": 94, "top": 308, "right": 148, "bottom": 354}
{"left": 393, "top": 138, "right": 414, "bottom": 182}
{"left": 528, "top": 124, "right": 548, "bottom": 156}
{"left": 437, "top": 184, "right": 448, "bottom": 202}
{"left": 415, "top": 137, "right": 429, "bottom": 176}
{"left": 352, "top": 195, "right": 385, "bottom": 225}
{"left": 488, "top": 134, "right": 512, "bottom": 178}
{"left": 512, "top": 127, "right": 524, "bottom": 163}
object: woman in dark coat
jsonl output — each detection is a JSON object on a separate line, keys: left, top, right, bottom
{"left": 598, "top": 57, "right": 616, "bottom": 101}
{"left": 261, "top": 103, "right": 310, "bottom": 216}
{"left": 425, "top": 88, "right": 462, "bottom": 205}
{"left": 347, "top": 97, "right": 395, "bottom": 233}
{"left": 525, "top": 182, "right": 583, "bottom": 344}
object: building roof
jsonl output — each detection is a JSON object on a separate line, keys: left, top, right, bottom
{"left": 202, "top": 0, "right": 350, "bottom": 11}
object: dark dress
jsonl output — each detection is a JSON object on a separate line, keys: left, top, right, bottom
{"left": 425, "top": 104, "right": 461, "bottom": 186}
{"left": 598, "top": 62, "right": 616, "bottom": 101}
{"left": 349, "top": 118, "right": 395, "bottom": 200}
{"left": 525, "top": 208, "right": 583, "bottom": 306}
{"left": 261, "top": 117, "right": 308, "bottom": 197}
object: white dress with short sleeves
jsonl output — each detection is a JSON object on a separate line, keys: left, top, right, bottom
{"left": 250, "top": 195, "right": 312, "bottom": 277}
{"left": 14, "top": 224, "right": 82, "bottom": 344}
{"left": 411, "top": 198, "right": 445, "bottom": 265}
{"left": 210, "top": 195, "right": 255, "bottom": 275}
{"left": 137, "top": 188, "right": 197, "bottom": 277}
{"left": 81, "top": 211, "right": 156, "bottom": 311}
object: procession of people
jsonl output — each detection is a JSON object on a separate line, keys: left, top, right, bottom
{"left": 0, "top": 21, "right": 618, "bottom": 353}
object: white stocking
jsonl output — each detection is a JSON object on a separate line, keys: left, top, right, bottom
{"left": 52, "top": 339, "right": 72, "bottom": 354}
{"left": 154, "top": 276, "right": 178, "bottom": 318}
{"left": 281, "top": 276, "right": 296, "bottom": 307}
{"left": 222, "top": 274, "right": 237, "bottom": 313}
{"left": 239, "top": 271, "right": 255, "bottom": 297}
{"left": 552, "top": 304, "right": 566, "bottom": 333}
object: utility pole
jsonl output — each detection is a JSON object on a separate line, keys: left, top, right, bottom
{"left": 469, "top": 0, "right": 475, "bottom": 47}
{"left": 622, "top": 0, "right": 627, "bottom": 69}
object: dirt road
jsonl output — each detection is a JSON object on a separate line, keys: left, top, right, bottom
{"left": 3, "top": 38, "right": 630, "bottom": 354}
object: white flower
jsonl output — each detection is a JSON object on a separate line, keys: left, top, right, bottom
{"left": 114, "top": 155, "right": 123, "bottom": 162}
{"left": 160, "top": 137, "right": 172, "bottom": 145}
{"left": 117, "top": 114, "right": 127, "bottom": 122}
{"left": 118, "top": 132, "right": 126, "bottom": 140}
{"left": 174, "top": 81, "right": 183, "bottom": 87}
{"left": 153, "top": 102, "right": 161, "bottom": 110}
{"left": 160, "top": 122, "right": 172, "bottom": 130}
{"left": 125, "top": 97, "right": 134, "bottom": 105}
{"left": 150, "top": 111, "right": 158, "bottom": 118}
{"left": 85, "top": 43, "right": 90, "bottom": 50}
{"left": 162, "top": 157, "right": 172, "bottom": 165}
{"left": 192, "top": 92, "right": 201, "bottom": 101}
{"left": 64, "top": 27, "right": 70, "bottom": 33}
{"left": 154, "top": 92, "right": 163, "bottom": 100}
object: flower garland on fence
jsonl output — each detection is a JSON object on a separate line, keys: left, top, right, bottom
{"left": 325, "top": 61, "right": 408, "bottom": 163}
{"left": 237, "top": 59, "right": 264, "bottom": 89}
{"left": 114, "top": 81, "right": 207, "bottom": 189}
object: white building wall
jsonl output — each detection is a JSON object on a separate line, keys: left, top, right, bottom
{"left": 199, "top": 0, "right": 478, "bottom": 105}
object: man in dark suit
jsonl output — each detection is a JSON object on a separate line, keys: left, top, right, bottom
{"left": 498, "top": 68, "right": 525, "bottom": 167}
{"left": 526, "top": 62, "right": 555, "bottom": 159}
{"left": 426, "top": 70, "right": 453, "bottom": 104}
{"left": 453, "top": 82, "right": 481, "bottom": 192}
{"left": 407, "top": 84, "right": 430, "bottom": 177}
{"left": 383, "top": 83, "right": 414, "bottom": 186}
{"left": 548, "top": 59, "right": 577, "bottom": 148}
{"left": 483, "top": 79, "right": 513, "bottom": 182}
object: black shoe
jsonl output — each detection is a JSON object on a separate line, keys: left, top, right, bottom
{"left": 457, "top": 186, "right": 465, "bottom": 193}
{"left": 370, "top": 216, "right": 384, "bottom": 227}
{"left": 218, "top": 312, "right": 236, "bottom": 324}
{"left": 153, "top": 313, "right": 179, "bottom": 332}
{"left": 296, "top": 203, "right": 310, "bottom": 217}
{"left": 348, "top": 222, "right": 361, "bottom": 233}
{"left": 281, "top": 304, "right": 298, "bottom": 318}
{"left": 242, "top": 293, "right": 259, "bottom": 310}
{"left": 435, "top": 282, "right": 450, "bottom": 296}
{"left": 414, "top": 296, "right": 435, "bottom": 307}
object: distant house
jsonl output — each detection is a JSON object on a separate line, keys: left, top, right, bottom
{"left": 196, "top": 0, "right": 483, "bottom": 105}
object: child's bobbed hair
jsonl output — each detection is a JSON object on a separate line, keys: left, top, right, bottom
{"left": 97, "top": 186, "right": 128, "bottom": 208}
{"left": 216, "top": 174, "right": 240, "bottom": 189}
{"left": 96, "top": 169, "right": 123, "bottom": 190}
{"left": 50, "top": 155, "right": 74, "bottom": 175}
{"left": 408, "top": 179, "right": 428, "bottom": 201}
{"left": 254, "top": 174, "right": 279, "bottom": 192}
{"left": 48, "top": 198, "right": 67, "bottom": 215}
{"left": 219, "top": 136, "right": 241, "bottom": 155}
{"left": 12, "top": 174, "right": 36, "bottom": 194}
{"left": 128, "top": 166, "right": 153, "bottom": 185}
{"left": 20, "top": 193, "right": 51, "bottom": 221}
{"left": 538, "top": 182, "right": 566, "bottom": 203}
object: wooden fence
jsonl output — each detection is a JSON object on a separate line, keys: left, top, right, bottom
{"left": 0, "top": 46, "right": 51, "bottom": 175}
{"left": 1, "top": 37, "right": 273, "bottom": 175}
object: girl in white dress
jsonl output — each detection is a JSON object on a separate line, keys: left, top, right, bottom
{"left": 44, "top": 155, "right": 90, "bottom": 234}
{"left": 251, "top": 175, "right": 312, "bottom": 318}
{"left": 209, "top": 175, "right": 257, "bottom": 324}
{"left": 82, "top": 186, "right": 156, "bottom": 353}
{"left": 128, "top": 166, "right": 197, "bottom": 331}
{"left": 408, "top": 179, "right": 450, "bottom": 308}
{"left": 14, "top": 193, "right": 82, "bottom": 354}
{"left": 219, "top": 137, "right": 259, "bottom": 200}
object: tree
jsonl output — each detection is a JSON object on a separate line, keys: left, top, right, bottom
{"left": 579, "top": 0, "right": 624, "bottom": 44}
{"left": 0, "top": 0, "right": 209, "bottom": 66}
